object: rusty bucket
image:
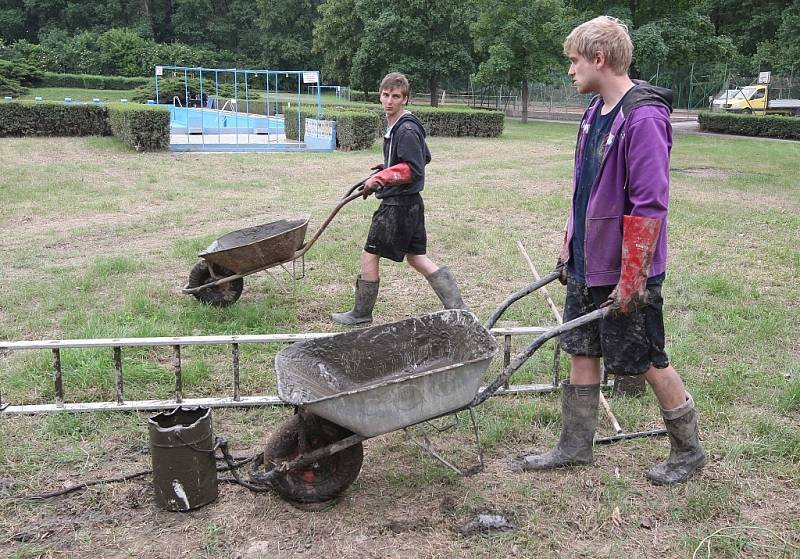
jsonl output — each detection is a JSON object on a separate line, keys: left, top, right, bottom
{"left": 148, "top": 406, "right": 218, "bottom": 512}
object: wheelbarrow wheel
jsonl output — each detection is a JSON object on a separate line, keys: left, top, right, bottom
{"left": 187, "top": 261, "right": 244, "bottom": 307}
{"left": 262, "top": 414, "right": 363, "bottom": 504}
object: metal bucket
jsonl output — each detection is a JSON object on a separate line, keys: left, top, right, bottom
{"left": 148, "top": 406, "right": 218, "bottom": 512}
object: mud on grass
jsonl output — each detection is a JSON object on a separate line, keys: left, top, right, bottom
{"left": 1, "top": 122, "right": 800, "bottom": 557}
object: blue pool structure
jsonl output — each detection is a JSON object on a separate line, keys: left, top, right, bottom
{"left": 157, "top": 66, "right": 334, "bottom": 152}
{"left": 165, "top": 105, "right": 285, "bottom": 135}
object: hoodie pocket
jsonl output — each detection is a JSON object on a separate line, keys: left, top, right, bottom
{"left": 585, "top": 216, "right": 622, "bottom": 274}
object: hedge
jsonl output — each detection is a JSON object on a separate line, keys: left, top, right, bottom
{"left": 285, "top": 107, "right": 381, "bottom": 151}
{"left": 698, "top": 111, "right": 800, "bottom": 140}
{"left": 286, "top": 104, "right": 504, "bottom": 150}
{"left": 0, "top": 100, "right": 170, "bottom": 151}
{"left": 41, "top": 72, "right": 148, "bottom": 90}
{"left": 108, "top": 104, "right": 170, "bottom": 151}
{"left": 350, "top": 91, "right": 379, "bottom": 103}
{"left": 408, "top": 107, "right": 504, "bottom": 137}
{"left": 0, "top": 101, "right": 111, "bottom": 137}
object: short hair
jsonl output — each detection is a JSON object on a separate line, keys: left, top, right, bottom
{"left": 564, "top": 16, "right": 633, "bottom": 75}
{"left": 379, "top": 72, "right": 410, "bottom": 99}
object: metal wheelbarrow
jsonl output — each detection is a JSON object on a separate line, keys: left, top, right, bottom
{"left": 182, "top": 178, "right": 371, "bottom": 306}
{"left": 249, "top": 269, "right": 609, "bottom": 506}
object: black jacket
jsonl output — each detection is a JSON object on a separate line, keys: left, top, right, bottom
{"left": 376, "top": 111, "right": 432, "bottom": 200}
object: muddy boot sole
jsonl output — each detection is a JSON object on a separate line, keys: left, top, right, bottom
{"left": 330, "top": 312, "right": 373, "bottom": 326}
{"left": 510, "top": 450, "right": 592, "bottom": 472}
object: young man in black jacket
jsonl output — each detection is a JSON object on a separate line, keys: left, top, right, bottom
{"left": 332, "top": 72, "right": 466, "bottom": 325}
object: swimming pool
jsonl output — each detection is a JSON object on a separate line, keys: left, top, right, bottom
{"left": 164, "top": 105, "right": 285, "bottom": 134}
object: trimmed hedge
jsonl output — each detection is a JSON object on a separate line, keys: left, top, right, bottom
{"left": 350, "top": 91, "right": 379, "bottom": 103}
{"left": 0, "top": 100, "right": 170, "bottom": 151}
{"left": 285, "top": 107, "right": 381, "bottom": 151}
{"left": 698, "top": 111, "right": 800, "bottom": 140}
{"left": 409, "top": 107, "right": 504, "bottom": 137}
{"left": 108, "top": 104, "right": 170, "bottom": 151}
{"left": 0, "top": 101, "right": 111, "bottom": 137}
{"left": 286, "top": 104, "right": 504, "bottom": 150}
{"left": 41, "top": 72, "right": 148, "bottom": 90}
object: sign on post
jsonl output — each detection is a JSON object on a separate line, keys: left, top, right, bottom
{"left": 303, "top": 71, "right": 319, "bottom": 84}
{"left": 304, "top": 119, "right": 335, "bottom": 151}
{"left": 757, "top": 71, "right": 771, "bottom": 84}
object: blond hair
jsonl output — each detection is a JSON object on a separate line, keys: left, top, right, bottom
{"left": 379, "top": 72, "right": 410, "bottom": 99}
{"left": 564, "top": 16, "right": 633, "bottom": 75}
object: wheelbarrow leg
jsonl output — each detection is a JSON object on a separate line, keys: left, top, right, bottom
{"left": 404, "top": 408, "right": 484, "bottom": 477}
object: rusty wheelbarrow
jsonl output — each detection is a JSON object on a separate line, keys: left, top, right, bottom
{"left": 247, "top": 269, "right": 609, "bottom": 506}
{"left": 182, "top": 178, "right": 370, "bottom": 306}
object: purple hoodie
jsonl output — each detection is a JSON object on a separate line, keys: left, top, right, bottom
{"left": 562, "top": 82, "right": 673, "bottom": 287}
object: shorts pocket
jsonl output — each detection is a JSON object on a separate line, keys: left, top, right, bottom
{"left": 585, "top": 216, "right": 622, "bottom": 273}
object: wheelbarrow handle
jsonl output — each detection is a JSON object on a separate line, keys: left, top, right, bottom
{"left": 342, "top": 171, "right": 379, "bottom": 199}
{"left": 483, "top": 265, "right": 564, "bottom": 330}
{"left": 472, "top": 307, "right": 608, "bottom": 407}
{"left": 294, "top": 189, "right": 366, "bottom": 259}
{"left": 295, "top": 173, "right": 380, "bottom": 258}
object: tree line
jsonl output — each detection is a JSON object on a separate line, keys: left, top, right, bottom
{"left": 1, "top": 0, "right": 798, "bottom": 108}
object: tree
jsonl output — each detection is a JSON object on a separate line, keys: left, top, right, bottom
{"left": 256, "top": 0, "right": 324, "bottom": 69}
{"left": 351, "top": 0, "right": 474, "bottom": 106}
{"left": 472, "top": 0, "right": 566, "bottom": 121}
{"left": 706, "top": 0, "right": 787, "bottom": 68}
{"left": 0, "top": 1, "right": 27, "bottom": 42}
{"left": 312, "top": 0, "right": 363, "bottom": 85}
{"left": 143, "top": 0, "right": 175, "bottom": 42}
{"left": 172, "top": 0, "right": 262, "bottom": 61}
{"left": 628, "top": 11, "right": 736, "bottom": 77}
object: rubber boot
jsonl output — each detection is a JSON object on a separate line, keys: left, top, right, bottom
{"left": 512, "top": 381, "right": 600, "bottom": 471}
{"left": 331, "top": 276, "right": 379, "bottom": 326}
{"left": 426, "top": 267, "right": 467, "bottom": 309}
{"left": 646, "top": 393, "right": 706, "bottom": 485}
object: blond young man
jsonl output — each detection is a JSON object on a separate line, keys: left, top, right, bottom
{"left": 332, "top": 73, "right": 466, "bottom": 325}
{"left": 514, "top": 17, "right": 705, "bottom": 485}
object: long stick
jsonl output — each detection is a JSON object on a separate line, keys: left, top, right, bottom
{"left": 516, "top": 241, "right": 623, "bottom": 435}
{"left": 517, "top": 241, "right": 562, "bottom": 323}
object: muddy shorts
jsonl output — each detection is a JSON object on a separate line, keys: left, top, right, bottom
{"left": 559, "top": 275, "right": 670, "bottom": 376}
{"left": 364, "top": 194, "right": 426, "bottom": 262}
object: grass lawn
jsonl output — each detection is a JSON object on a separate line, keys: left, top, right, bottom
{"left": 22, "top": 87, "right": 139, "bottom": 103}
{"left": 0, "top": 121, "right": 798, "bottom": 558}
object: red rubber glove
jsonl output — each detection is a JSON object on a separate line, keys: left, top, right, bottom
{"left": 362, "top": 162, "right": 413, "bottom": 198}
{"left": 606, "top": 215, "right": 661, "bottom": 315}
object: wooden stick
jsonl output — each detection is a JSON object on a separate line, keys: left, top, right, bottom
{"left": 516, "top": 241, "right": 623, "bottom": 435}
{"left": 517, "top": 241, "right": 562, "bottom": 323}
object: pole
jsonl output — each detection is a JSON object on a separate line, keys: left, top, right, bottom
{"left": 234, "top": 69, "right": 239, "bottom": 146}
{"left": 688, "top": 63, "right": 694, "bottom": 112}
{"left": 215, "top": 70, "right": 220, "bottom": 137}
{"left": 199, "top": 68, "right": 204, "bottom": 148}
{"left": 184, "top": 68, "right": 189, "bottom": 142}
{"left": 316, "top": 72, "right": 322, "bottom": 118}
{"left": 297, "top": 72, "right": 301, "bottom": 148}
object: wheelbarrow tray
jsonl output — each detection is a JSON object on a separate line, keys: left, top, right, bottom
{"left": 275, "top": 310, "right": 498, "bottom": 438}
{"left": 199, "top": 216, "right": 309, "bottom": 275}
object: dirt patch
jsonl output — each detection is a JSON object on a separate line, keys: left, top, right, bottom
{"left": 672, "top": 167, "right": 751, "bottom": 179}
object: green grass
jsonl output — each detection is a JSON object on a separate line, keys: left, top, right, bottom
{"left": 22, "top": 87, "right": 139, "bottom": 102}
{"left": 0, "top": 121, "right": 798, "bottom": 557}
